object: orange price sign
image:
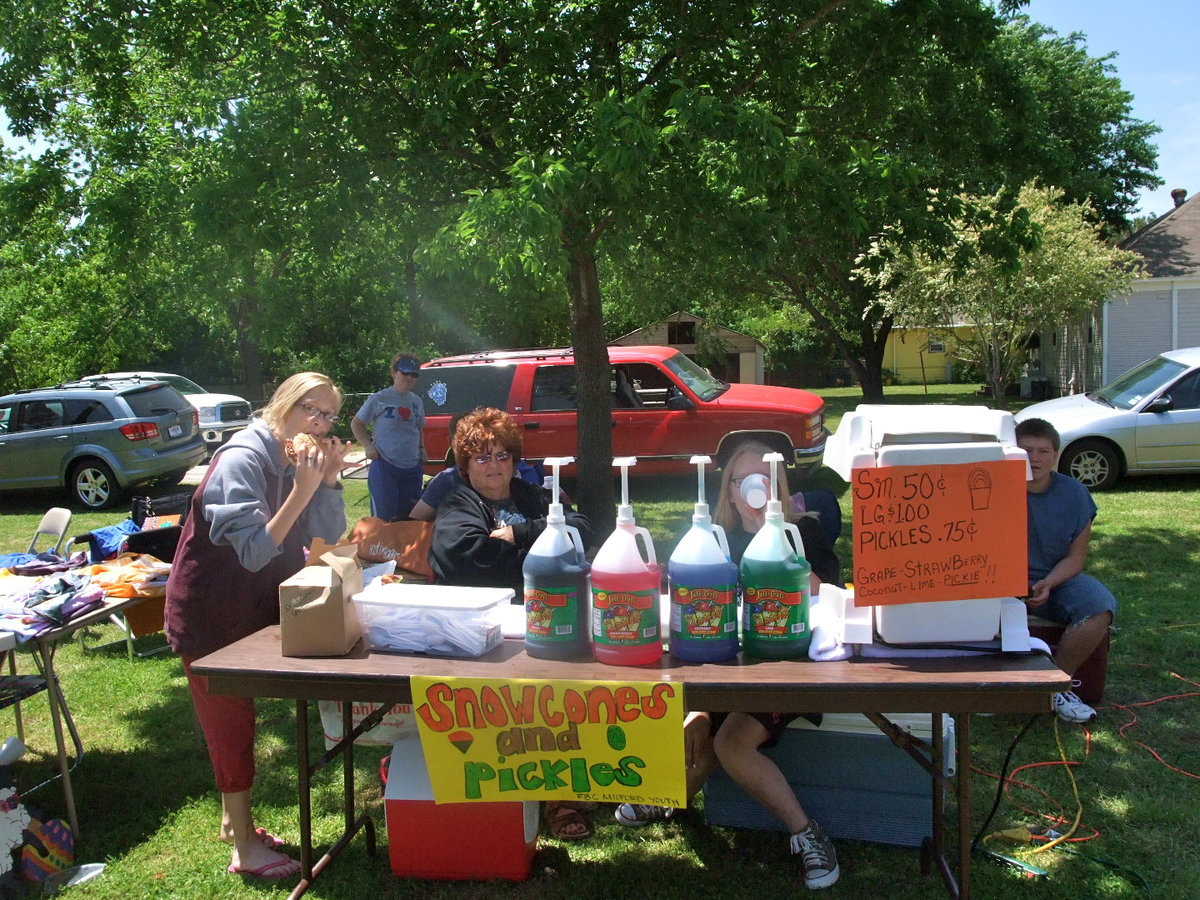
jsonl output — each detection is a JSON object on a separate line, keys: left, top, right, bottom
{"left": 850, "top": 460, "right": 1027, "bottom": 606}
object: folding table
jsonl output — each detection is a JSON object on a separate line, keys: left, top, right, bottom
{"left": 194, "top": 627, "right": 1070, "bottom": 900}
{"left": 2, "top": 595, "right": 148, "bottom": 838}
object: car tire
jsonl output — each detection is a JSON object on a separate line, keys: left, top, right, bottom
{"left": 1059, "top": 440, "right": 1121, "bottom": 490}
{"left": 69, "top": 459, "right": 122, "bottom": 510}
{"left": 157, "top": 468, "right": 190, "bottom": 487}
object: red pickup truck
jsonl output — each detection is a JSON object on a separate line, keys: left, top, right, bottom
{"left": 417, "top": 345, "right": 827, "bottom": 478}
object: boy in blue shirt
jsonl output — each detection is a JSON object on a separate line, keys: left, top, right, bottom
{"left": 1016, "top": 417, "right": 1116, "bottom": 723}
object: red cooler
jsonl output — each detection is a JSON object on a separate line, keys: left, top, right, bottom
{"left": 383, "top": 738, "right": 540, "bottom": 881}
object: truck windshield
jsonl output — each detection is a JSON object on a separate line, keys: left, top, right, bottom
{"left": 663, "top": 352, "right": 728, "bottom": 401}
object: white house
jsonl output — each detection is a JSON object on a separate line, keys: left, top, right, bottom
{"left": 1039, "top": 188, "right": 1200, "bottom": 395}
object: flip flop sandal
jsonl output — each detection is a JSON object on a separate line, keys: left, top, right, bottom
{"left": 227, "top": 856, "right": 301, "bottom": 879}
{"left": 546, "top": 805, "right": 592, "bottom": 842}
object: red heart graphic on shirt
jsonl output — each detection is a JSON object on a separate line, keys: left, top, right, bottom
{"left": 398, "top": 407, "right": 411, "bottom": 420}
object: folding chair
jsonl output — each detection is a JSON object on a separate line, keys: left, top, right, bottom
{"left": 27, "top": 507, "right": 72, "bottom": 555}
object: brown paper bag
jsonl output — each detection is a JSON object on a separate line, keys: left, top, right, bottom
{"left": 280, "top": 543, "right": 363, "bottom": 657}
{"left": 346, "top": 517, "right": 434, "bottom": 578}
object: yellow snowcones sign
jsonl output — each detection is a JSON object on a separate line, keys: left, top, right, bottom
{"left": 412, "top": 675, "right": 686, "bottom": 807}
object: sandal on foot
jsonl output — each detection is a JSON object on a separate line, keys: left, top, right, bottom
{"left": 545, "top": 804, "right": 592, "bottom": 841}
{"left": 253, "top": 827, "right": 285, "bottom": 850}
{"left": 227, "top": 856, "right": 301, "bottom": 879}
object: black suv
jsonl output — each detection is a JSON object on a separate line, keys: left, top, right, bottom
{"left": 0, "top": 379, "right": 207, "bottom": 509}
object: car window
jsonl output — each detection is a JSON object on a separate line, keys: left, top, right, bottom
{"left": 18, "top": 400, "right": 65, "bottom": 431}
{"left": 160, "top": 374, "right": 205, "bottom": 394}
{"left": 0, "top": 404, "right": 12, "bottom": 434}
{"left": 1165, "top": 371, "right": 1200, "bottom": 411}
{"left": 614, "top": 363, "right": 674, "bottom": 408}
{"left": 420, "top": 365, "right": 515, "bottom": 416}
{"left": 121, "top": 385, "right": 190, "bottom": 417}
{"left": 661, "top": 352, "right": 728, "bottom": 401}
{"left": 531, "top": 366, "right": 577, "bottom": 412}
{"left": 1096, "top": 356, "right": 1188, "bottom": 410}
{"left": 66, "top": 398, "right": 114, "bottom": 425}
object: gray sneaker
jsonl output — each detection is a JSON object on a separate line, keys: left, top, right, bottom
{"left": 1053, "top": 689, "right": 1096, "bottom": 723}
{"left": 790, "top": 820, "right": 840, "bottom": 890}
{"left": 614, "top": 803, "right": 675, "bottom": 827}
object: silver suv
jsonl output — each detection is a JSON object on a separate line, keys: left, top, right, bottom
{"left": 0, "top": 379, "right": 206, "bottom": 509}
{"left": 79, "top": 371, "right": 253, "bottom": 455}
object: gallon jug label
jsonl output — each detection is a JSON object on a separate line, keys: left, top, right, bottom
{"left": 526, "top": 586, "right": 581, "bottom": 641}
{"left": 592, "top": 588, "right": 659, "bottom": 645}
{"left": 671, "top": 585, "right": 736, "bottom": 639}
{"left": 743, "top": 586, "right": 808, "bottom": 638}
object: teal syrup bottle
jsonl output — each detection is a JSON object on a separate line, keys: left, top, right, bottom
{"left": 668, "top": 455, "right": 740, "bottom": 663}
{"left": 523, "top": 457, "right": 591, "bottom": 660}
{"left": 740, "top": 452, "right": 812, "bottom": 659}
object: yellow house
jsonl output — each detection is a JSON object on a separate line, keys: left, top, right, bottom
{"left": 882, "top": 323, "right": 976, "bottom": 385}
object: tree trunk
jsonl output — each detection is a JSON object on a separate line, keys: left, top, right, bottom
{"left": 856, "top": 315, "right": 890, "bottom": 404}
{"left": 405, "top": 250, "right": 423, "bottom": 347}
{"left": 234, "top": 261, "right": 263, "bottom": 403}
{"left": 565, "top": 240, "right": 616, "bottom": 540}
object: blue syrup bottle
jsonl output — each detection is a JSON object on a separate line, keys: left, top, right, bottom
{"left": 668, "top": 456, "right": 740, "bottom": 662}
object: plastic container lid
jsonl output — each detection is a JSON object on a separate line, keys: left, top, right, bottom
{"left": 353, "top": 583, "right": 514, "bottom": 611}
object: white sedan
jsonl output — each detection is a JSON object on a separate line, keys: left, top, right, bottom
{"left": 1015, "top": 347, "right": 1200, "bottom": 489}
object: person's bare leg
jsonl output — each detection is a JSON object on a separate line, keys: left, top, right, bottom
{"left": 713, "top": 713, "right": 808, "bottom": 833}
{"left": 1054, "top": 612, "right": 1112, "bottom": 678}
{"left": 684, "top": 712, "right": 720, "bottom": 802}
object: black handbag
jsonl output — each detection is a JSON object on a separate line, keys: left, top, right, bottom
{"left": 126, "top": 491, "right": 193, "bottom": 561}
{"left": 130, "top": 492, "right": 192, "bottom": 528}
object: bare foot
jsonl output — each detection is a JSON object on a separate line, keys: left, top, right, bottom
{"left": 220, "top": 825, "right": 285, "bottom": 849}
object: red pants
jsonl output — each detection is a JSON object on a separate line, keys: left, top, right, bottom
{"left": 182, "top": 654, "right": 256, "bottom": 794}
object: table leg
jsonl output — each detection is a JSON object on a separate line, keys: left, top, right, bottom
{"left": 287, "top": 700, "right": 377, "bottom": 900}
{"left": 35, "top": 639, "right": 80, "bottom": 839}
{"left": 957, "top": 713, "right": 972, "bottom": 899}
{"left": 931, "top": 711, "right": 944, "bottom": 873}
{"left": 6, "top": 650, "right": 24, "bottom": 743}
{"left": 296, "top": 701, "right": 313, "bottom": 885}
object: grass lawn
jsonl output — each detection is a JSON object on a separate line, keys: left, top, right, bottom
{"left": 1, "top": 384, "right": 1198, "bottom": 898}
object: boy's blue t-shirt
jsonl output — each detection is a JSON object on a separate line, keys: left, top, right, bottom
{"left": 1026, "top": 472, "right": 1097, "bottom": 581}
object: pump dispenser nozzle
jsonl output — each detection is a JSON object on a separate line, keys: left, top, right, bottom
{"left": 689, "top": 455, "right": 712, "bottom": 524}
{"left": 613, "top": 456, "right": 637, "bottom": 525}
{"left": 543, "top": 456, "right": 572, "bottom": 524}
{"left": 762, "top": 452, "right": 785, "bottom": 520}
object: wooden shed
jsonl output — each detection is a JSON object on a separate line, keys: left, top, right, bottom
{"left": 612, "top": 311, "right": 766, "bottom": 384}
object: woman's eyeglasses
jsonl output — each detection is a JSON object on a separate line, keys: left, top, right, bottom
{"left": 473, "top": 451, "right": 513, "bottom": 465}
{"left": 298, "top": 401, "right": 339, "bottom": 424}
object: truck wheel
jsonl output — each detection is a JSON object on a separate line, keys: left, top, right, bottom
{"left": 1059, "top": 440, "right": 1120, "bottom": 490}
{"left": 69, "top": 459, "right": 122, "bottom": 510}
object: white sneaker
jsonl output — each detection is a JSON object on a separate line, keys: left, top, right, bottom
{"left": 614, "top": 803, "right": 675, "bottom": 827}
{"left": 1053, "top": 690, "right": 1096, "bottom": 723}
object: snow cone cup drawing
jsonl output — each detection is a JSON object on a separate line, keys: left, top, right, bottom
{"left": 968, "top": 467, "right": 992, "bottom": 510}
